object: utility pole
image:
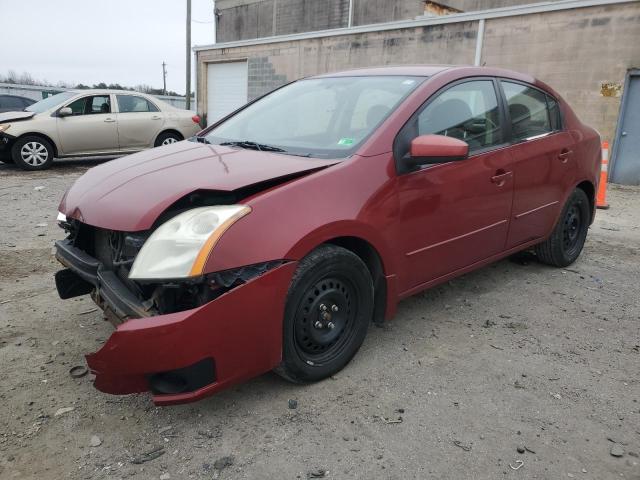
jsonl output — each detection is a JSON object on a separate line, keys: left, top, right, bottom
{"left": 186, "top": 0, "right": 192, "bottom": 110}
{"left": 162, "top": 62, "right": 167, "bottom": 95}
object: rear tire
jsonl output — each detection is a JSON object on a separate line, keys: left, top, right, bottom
{"left": 154, "top": 131, "right": 182, "bottom": 147}
{"left": 535, "top": 188, "right": 590, "bottom": 267}
{"left": 275, "top": 245, "right": 374, "bottom": 383}
{"left": 11, "top": 135, "right": 54, "bottom": 170}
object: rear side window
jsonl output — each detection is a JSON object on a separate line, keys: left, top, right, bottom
{"left": 117, "top": 95, "right": 159, "bottom": 113}
{"left": 501, "top": 81, "right": 552, "bottom": 141}
{"left": 417, "top": 80, "right": 503, "bottom": 153}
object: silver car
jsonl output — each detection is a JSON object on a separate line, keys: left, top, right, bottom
{"left": 0, "top": 90, "right": 201, "bottom": 170}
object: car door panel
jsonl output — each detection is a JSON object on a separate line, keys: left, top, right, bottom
{"left": 396, "top": 149, "right": 514, "bottom": 291}
{"left": 115, "top": 95, "right": 165, "bottom": 149}
{"left": 393, "top": 79, "right": 515, "bottom": 292}
{"left": 56, "top": 95, "right": 119, "bottom": 155}
{"left": 505, "top": 132, "right": 576, "bottom": 247}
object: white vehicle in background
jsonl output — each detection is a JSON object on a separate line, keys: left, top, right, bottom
{"left": 0, "top": 90, "right": 202, "bottom": 170}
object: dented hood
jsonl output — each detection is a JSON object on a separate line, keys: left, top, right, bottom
{"left": 0, "top": 111, "right": 35, "bottom": 123}
{"left": 60, "top": 141, "right": 338, "bottom": 231}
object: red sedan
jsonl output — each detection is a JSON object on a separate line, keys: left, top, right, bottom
{"left": 54, "top": 66, "right": 601, "bottom": 405}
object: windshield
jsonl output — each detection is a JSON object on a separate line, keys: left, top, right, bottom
{"left": 25, "top": 91, "right": 77, "bottom": 113}
{"left": 204, "top": 76, "right": 424, "bottom": 158}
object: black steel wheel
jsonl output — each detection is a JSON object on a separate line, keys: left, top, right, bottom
{"left": 535, "top": 188, "right": 590, "bottom": 267}
{"left": 275, "top": 245, "right": 374, "bottom": 383}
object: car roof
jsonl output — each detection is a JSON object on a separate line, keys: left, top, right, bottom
{"left": 311, "top": 65, "right": 455, "bottom": 78}
{"left": 310, "top": 65, "right": 537, "bottom": 83}
{"left": 65, "top": 89, "right": 152, "bottom": 96}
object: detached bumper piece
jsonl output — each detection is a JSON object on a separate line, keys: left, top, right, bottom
{"left": 55, "top": 239, "right": 153, "bottom": 319}
{"left": 55, "top": 238, "right": 297, "bottom": 405}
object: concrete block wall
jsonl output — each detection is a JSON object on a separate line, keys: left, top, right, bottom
{"left": 198, "top": 2, "right": 640, "bottom": 142}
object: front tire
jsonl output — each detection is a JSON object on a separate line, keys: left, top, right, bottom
{"left": 535, "top": 188, "right": 590, "bottom": 267}
{"left": 11, "top": 135, "right": 54, "bottom": 170}
{"left": 275, "top": 245, "right": 374, "bottom": 383}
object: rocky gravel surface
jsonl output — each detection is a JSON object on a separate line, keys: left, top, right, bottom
{"left": 0, "top": 159, "right": 638, "bottom": 479}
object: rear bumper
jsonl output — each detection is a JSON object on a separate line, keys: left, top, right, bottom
{"left": 54, "top": 239, "right": 296, "bottom": 405}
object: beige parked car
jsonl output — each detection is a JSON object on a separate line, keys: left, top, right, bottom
{"left": 0, "top": 90, "right": 201, "bottom": 170}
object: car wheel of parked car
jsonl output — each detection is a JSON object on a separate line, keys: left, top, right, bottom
{"left": 535, "top": 188, "right": 590, "bottom": 267}
{"left": 154, "top": 132, "right": 182, "bottom": 147}
{"left": 11, "top": 135, "right": 54, "bottom": 170}
{"left": 275, "top": 245, "right": 374, "bottom": 383}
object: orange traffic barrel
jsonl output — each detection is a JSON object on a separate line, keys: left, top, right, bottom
{"left": 596, "top": 141, "right": 610, "bottom": 210}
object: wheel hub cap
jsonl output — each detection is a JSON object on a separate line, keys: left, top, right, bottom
{"left": 21, "top": 142, "right": 48, "bottom": 166}
{"left": 162, "top": 138, "right": 178, "bottom": 145}
{"left": 294, "top": 278, "right": 354, "bottom": 357}
{"left": 562, "top": 205, "right": 582, "bottom": 251}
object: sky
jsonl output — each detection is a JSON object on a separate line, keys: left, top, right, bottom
{"left": 0, "top": 0, "right": 216, "bottom": 95}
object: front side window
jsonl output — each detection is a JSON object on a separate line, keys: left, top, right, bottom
{"left": 204, "top": 76, "right": 424, "bottom": 158}
{"left": 66, "top": 95, "right": 111, "bottom": 115}
{"left": 117, "top": 95, "right": 159, "bottom": 113}
{"left": 501, "top": 81, "right": 552, "bottom": 141}
{"left": 417, "top": 80, "right": 502, "bottom": 152}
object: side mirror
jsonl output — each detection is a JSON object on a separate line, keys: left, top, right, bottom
{"left": 58, "top": 107, "right": 73, "bottom": 117}
{"left": 405, "top": 134, "right": 469, "bottom": 167}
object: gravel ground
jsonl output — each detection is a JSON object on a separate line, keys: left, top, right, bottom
{"left": 0, "top": 159, "right": 639, "bottom": 480}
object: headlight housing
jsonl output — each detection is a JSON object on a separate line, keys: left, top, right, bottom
{"left": 129, "top": 205, "right": 251, "bottom": 280}
{"left": 0, "top": 124, "right": 11, "bottom": 133}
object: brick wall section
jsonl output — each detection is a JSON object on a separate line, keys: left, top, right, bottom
{"left": 198, "top": 3, "right": 640, "bottom": 142}
{"left": 247, "top": 57, "right": 289, "bottom": 99}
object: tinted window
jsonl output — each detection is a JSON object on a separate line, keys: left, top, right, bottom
{"left": 66, "top": 95, "right": 111, "bottom": 115}
{"left": 117, "top": 95, "right": 159, "bottom": 113}
{"left": 0, "top": 95, "right": 27, "bottom": 110}
{"left": 501, "top": 81, "right": 552, "bottom": 141}
{"left": 417, "top": 80, "right": 502, "bottom": 152}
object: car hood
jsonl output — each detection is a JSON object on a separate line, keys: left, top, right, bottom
{"left": 0, "top": 111, "right": 35, "bottom": 123}
{"left": 60, "top": 141, "right": 339, "bottom": 231}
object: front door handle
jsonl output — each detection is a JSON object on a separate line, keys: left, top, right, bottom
{"left": 104, "top": 118, "right": 116, "bottom": 123}
{"left": 558, "top": 149, "right": 572, "bottom": 163}
{"left": 490, "top": 170, "right": 512, "bottom": 187}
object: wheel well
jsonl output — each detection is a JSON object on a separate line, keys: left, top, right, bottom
{"left": 158, "top": 129, "right": 184, "bottom": 141}
{"left": 576, "top": 180, "right": 595, "bottom": 222}
{"left": 325, "top": 236, "right": 387, "bottom": 325}
{"left": 16, "top": 133, "right": 58, "bottom": 157}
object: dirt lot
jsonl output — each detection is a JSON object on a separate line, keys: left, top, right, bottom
{"left": 0, "top": 159, "right": 638, "bottom": 480}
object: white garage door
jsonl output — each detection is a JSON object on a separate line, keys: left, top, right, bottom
{"left": 206, "top": 61, "right": 248, "bottom": 126}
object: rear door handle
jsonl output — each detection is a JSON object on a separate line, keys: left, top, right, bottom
{"left": 104, "top": 118, "right": 116, "bottom": 123}
{"left": 558, "top": 149, "right": 572, "bottom": 163}
{"left": 490, "top": 170, "right": 512, "bottom": 187}
{"left": 151, "top": 115, "right": 162, "bottom": 120}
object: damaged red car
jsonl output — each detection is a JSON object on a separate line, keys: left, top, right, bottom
{"left": 55, "top": 66, "right": 601, "bottom": 405}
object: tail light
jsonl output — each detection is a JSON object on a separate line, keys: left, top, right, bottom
{"left": 191, "top": 114, "right": 201, "bottom": 124}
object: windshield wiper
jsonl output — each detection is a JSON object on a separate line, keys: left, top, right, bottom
{"left": 192, "top": 136, "right": 211, "bottom": 144}
{"left": 219, "top": 140, "right": 285, "bottom": 153}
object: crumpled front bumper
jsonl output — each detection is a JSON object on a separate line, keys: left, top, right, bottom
{"left": 55, "top": 240, "right": 297, "bottom": 406}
